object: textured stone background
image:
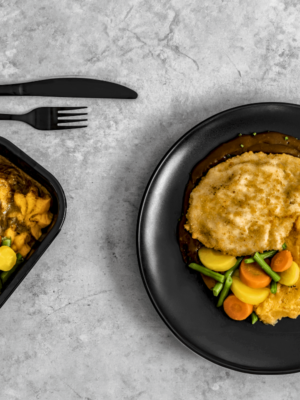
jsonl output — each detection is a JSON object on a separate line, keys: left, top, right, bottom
{"left": 0, "top": 0, "right": 300, "bottom": 399}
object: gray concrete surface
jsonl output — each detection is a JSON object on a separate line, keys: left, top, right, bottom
{"left": 0, "top": 1, "right": 300, "bottom": 399}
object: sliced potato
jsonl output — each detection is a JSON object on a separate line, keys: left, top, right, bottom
{"left": 231, "top": 276, "right": 270, "bottom": 305}
{"left": 198, "top": 247, "right": 236, "bottom": 271}
{"left": 0, "top": 246, "right": 17, "bottom": 271}
{"left": 279, "top": 261, "right": 300, "bottom": 286}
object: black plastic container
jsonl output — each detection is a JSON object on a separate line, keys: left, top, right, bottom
{"left": 0, "top": 137, "right": 67, "bottom": 307}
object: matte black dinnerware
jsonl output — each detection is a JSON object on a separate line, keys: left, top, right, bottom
{"left": 137, "top": 102, "right": 300, "bottom": 374}
{"left": 0, "top": 137, "right": 66, "bottom": 308}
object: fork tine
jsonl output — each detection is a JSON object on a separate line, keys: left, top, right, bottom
{"left": 57, "top": 119, "right": 88, "bottom": 124}
{"left": 57, "top": 107, "right": 88, "bottom": 111}
{"left": 55, "top": 125, "right": 88, "bottom": 130}
{"left": 58, "top": 112, "right": 88, "bottom": 117}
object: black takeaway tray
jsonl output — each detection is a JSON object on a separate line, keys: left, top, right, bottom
{"left": 0, "top": 137, "right": 66, "bottom": 308}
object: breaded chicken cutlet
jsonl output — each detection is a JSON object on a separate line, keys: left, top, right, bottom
{"left": 184, "top": 152, "right": 300, "bottom": 256}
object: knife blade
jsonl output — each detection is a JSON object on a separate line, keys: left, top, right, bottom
{"left": 0, "top": 78, "right": 138, "bottom": 99}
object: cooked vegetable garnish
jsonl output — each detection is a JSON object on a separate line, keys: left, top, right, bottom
{"left": 251, "top": 312, "right": 259, "bottom": 324}
{"left": 223, "top": 294, "right": 253, "bottom": 321}
{"left": 1, "top": 253, "right": 24, "bottom": 285}
{"left": 198, "top": 248, "right": 236, "bottom": 272}
{"left": 271, "top": 250, "right": 293, "bottom": 272}
{"left": 224, "top": 257, "right": 243, "bottom": 278}
{"left": 282, "top": 243, "right": 287, "bottom": 250}
{"left": 270, "top": 281, "right": 277, "bottom": 294}
{"left": 240, "top": 258, "right": 272, "bottom": 288}
{"left": 1, "top": 237, "right": 11, "bottom": 247}
{"left": 213, "top": 282, "right": 223, "bottom": 297}
{"left": 231, "top": 276, "right": 270, "bottom": 305}
{"left": 200, "top": 273, "right": 216, "bottom": 290}
{"left": 253, "top": 252, "right": 281, "bottom": 282}
{"left": 0, "top": 246, "right": 17, "bottom": 272}
{"left": 278, "top": 261, "right": 300, "bottom": 286}
{"left": 245, "top": 250, "right": 277, "bottom": 264}
{"left": 217, "top": 276, "right": 233, "bottom": 307}
{"left": 188, "top": 263, "right": 225, "bottom": 283}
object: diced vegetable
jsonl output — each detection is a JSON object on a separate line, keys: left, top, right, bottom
{"left": 251, "top": 312, "right": 259, "bottom": 324}
{"left": 271, "top": 250, "right": 293, "bottom": 272}
{"left": 223, "top": 294, "right": 253, "bottom": 321}
{"left": 245, "top": 250, "right": 277, "bottom": 264}
{"left": 1, "top": 253, "right": 24, "bottom": 285}
{"left": 224, "top": 257, "right": 243, "bottom": 278}
{"left": 270, "top": 280, "right": 277, "bottom": 294}
{"left": 200, "top": 273, "right": 216, "bottom": 290}
{"left": 278, "top": 261, "right": 300, "bottom": 286}
{"left": 0, "top": 246, "right": 17, "bottom": 271}
{"left": 213, "top": 282, "right": 223, "bottom": 297}
{"left": 231, "top": 276, "right": 270, "bottom": 305}
{"left": 217, "top": 276, "right": 233, "bottom": 307}
{"left": 198, "top": 248, "right": 236, "bottom": 272}
{"left": 253, "top": 252, "right": 281, "bottom": 282}
{"left": 188, "top": 263, "right": 225, "bottom": 283}
{"left": 1, "top": 237, "right": 11, "bottom": 247}
{"left": 240, "top": 258, "right": 272, "bottom": 288}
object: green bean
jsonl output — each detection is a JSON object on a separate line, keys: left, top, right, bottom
{"left": 213, "top": 282, "right": 223, "bottom": 297}
{"left": 224, "top": 257, "right": 243, "bottom": 278}
{"left": 253, "top": 252, "right": 281, "bottom": 282}
{"left": 217, "top": 276, "right": 233, "bottom": 307}
{"left": 1, "top": 253, "right": 24, "bottom": 285}
{"left": 245, "top": 250, "right": 277, "bottom": 264}
{"left": 251, "top": 312, "right": 258, "bottom": 325}
{"left": 282, "top": 243, "right": 287, "bottom": 250}
{"left": 270, "top": 280, "right": 277, "bottom": 294}
{"left": 188, "top": 263, "right": 225, "bottom": 283}
{"left": 1, "top": 237, "right": 11, "bottom": 247}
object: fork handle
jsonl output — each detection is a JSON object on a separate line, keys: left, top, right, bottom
{"left": 0, "top": 114, "right": 22, "bottom": 121}
{"left": 0, "top": 84, "right": 23, "bottom": 95}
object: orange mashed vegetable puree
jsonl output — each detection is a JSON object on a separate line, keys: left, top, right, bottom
{"left": 0, "top": 155, "right": 52, "bottom": 259}
{"left": 255, "top": 217, "right": 300, "bottom": 325}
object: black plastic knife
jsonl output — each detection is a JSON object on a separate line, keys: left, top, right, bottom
{"left": 0, "top": 78, "right": 138, "bottom": 99}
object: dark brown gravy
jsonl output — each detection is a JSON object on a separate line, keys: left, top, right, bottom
{"left": 178, "top": 132, "right": 300, "bottom": 264}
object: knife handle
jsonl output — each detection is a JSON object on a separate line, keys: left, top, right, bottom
{"left": 0, "top": 84, "right": 24, "bottom": 96}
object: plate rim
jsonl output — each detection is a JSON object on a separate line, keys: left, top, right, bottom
{"left": 136, "top": 102, "right": 300, "bottom": 374}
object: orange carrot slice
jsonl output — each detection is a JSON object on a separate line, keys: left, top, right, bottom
{"left": 223, "top": 294, "right": 253, "bottom": 321}
{"left": 271, "top": 250, "right": 293, "bottom": 272}
{"left": 240, "top": 258, "right": 272, "bottom": 288}
{"left": 200, "top": 273, "right": 216, "bottom": 290}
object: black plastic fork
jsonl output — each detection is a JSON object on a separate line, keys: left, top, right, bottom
{"left": 0, "top": 107, "right": 88, "bottom": 130}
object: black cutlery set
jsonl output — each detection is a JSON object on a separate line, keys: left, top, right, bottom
{"left": 0, "top": 77, "right": 137, "bottom": 130}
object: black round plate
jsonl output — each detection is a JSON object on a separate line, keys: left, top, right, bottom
{"left": 137, "top": 102, "right": 300, "bottom": 374}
